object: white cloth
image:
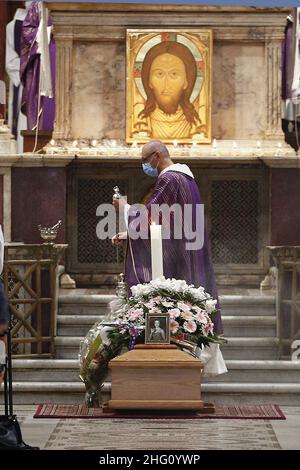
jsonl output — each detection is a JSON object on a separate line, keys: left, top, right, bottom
{"left": 159, "top": 163, "right": 194, "bottom": 179}
{"left": 0, "top": 81, "right": 5, "bottom": 105}
{"left": 196, "top": 343, "right": 228, "bottom": 377}
{"left": 291, "top": 8, "right": 300, "bottom": 100}
{"left": 36, "top": 3, "right": 52, "bottom": 98}
{"left": 0, "top": 225, "right": 4, "bottom": 275}
{"left": 5, "top": 8, "right": 27, "bottom": 153}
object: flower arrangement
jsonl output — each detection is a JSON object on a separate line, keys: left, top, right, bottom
{"left": 79, "top": 277, "right": 225, "bottom": 407}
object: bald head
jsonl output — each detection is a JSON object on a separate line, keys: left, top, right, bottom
{"left": 141, "top": 140, "right": 173, "bottom": 175}
{"left": 141, "top": 140, "right": 173, "bottom": 173}
{"left": 142, "top": 140, "right": 169, "bottom": 159}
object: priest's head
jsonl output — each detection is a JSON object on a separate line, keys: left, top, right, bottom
{"left": 139, "top": 41, "right": 200, "bottom": 125}
{"left": 141, "top": 140, "right": 173, "bottom": 177}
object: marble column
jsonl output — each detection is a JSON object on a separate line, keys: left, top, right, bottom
{"left": 265, "top": 39, "right": 284, "bottom": 140}
{"left": 52, "top": 30, "right": 73, "bottom": 141}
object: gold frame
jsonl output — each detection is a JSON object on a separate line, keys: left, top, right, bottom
{"left": 126, "top": 28, "right": 212, "bottom": 144}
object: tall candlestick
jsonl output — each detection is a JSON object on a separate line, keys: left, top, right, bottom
{"left": 150, "top": 223, "right": 163, "bottom": 279}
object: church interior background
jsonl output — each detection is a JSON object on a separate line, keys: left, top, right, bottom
{"left": 0, "top": 0, "right": 300, "bottom": 451}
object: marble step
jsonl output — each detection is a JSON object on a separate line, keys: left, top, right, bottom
{"left": 204, "top": 360, "right": 300, "bottom": 383}
{"left": 222, "top": 316, "right": 276, "bottom": 337}
{"left": 54, "top": 336, "right": 279, "bottom": 360}
{"left": 58, "top": 294, "right": 117, "bottom": 316}
{"left": 58, "top": 293, "right": 276, "bottom": 318}
{"left": 57, "top": 315, "right": 102, "bottom": 336}
{"left": 56, "top": 314, "right": 277, "bottom": 337}
{"left": 3, "top": 381, "right": 300, "bottom": 405}
{"left": 219, "top": 295, "right": 275, "bottom": 317}
{"left": 11, "top": 359, "right": 300, "bottom": 384}
{"left": 221, "top": 337, "right": 279, "bottom": 360}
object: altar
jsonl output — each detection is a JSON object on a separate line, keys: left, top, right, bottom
{"left": 1, "top": 3, "right": 300, "bottom": 292}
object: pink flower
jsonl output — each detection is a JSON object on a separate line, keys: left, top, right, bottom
{"left": 145, "top": 301, "right": 155, "bottom": 309}
{"left": 177, "top": 302, "right": 192, "bottom": 313}
{"left": 162, "top": 301, "right": 174, "bottom": 308}
{"left": 183, "top": 320, "right": 197, "bottom": 333}
{"left": 181, "top": 311, "right": 194, "bottom": 321}
{"left": 195, "top": 310, "right": 208, "bottom": 324}
{"left": 127, "top": 308, "right": 144, "bottom": 321}
{"left": 170, "top": 320, "right": 180, "bottom": 334}
{"left": 151, "top": 296, "right": 162, "bottom": 303}
{"left": 149, "top": 307, "right": 161, "bottom": 315}
{"left": 168, "top": 308, "right": 181, "bottom": 319}
{"left": 203, "top": 321, "right": 214, "bottom": 336}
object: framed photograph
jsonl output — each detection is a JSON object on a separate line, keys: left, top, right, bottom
{"left": 145, "top": 312, "right": 170, "bottom": 345}
{"left": 126, "top": 29, "right": 212, "bottom": 144}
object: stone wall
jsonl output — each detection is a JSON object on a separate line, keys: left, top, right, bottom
{"left": 48, "top": 3, "right": 289, "bottom": 142}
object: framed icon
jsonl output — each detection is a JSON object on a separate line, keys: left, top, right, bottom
{"left": 126, "top": 29, "right": 212, "bottom": 144}
{"left": 145, "top": 312, "right": 170, "bottom": 345}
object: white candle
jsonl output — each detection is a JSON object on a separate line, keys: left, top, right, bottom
{"left": 150, "top": 223, "right": 163, "bottom": 279}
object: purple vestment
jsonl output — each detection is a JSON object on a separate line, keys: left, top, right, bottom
{"left": 20, "top": 0, "right": 55, "bottom": 130}
{"left": 125, "top": 169, "right": 223, "bottom": 334}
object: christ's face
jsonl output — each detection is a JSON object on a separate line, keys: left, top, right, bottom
{"left": 154, "top": 320, "right": 160, "bottom": 328}
{"left": 149, "top": 53, "right": 188, "bottom": 115}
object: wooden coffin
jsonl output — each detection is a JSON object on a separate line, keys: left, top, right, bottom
{"left": 108, "top": 345, "right": 205, "bottom": 411}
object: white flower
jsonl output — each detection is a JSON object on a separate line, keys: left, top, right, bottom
{"left": 205, "top": 299, "right": 217, "bottom": 314}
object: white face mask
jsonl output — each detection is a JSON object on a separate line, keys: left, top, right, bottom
{"left": 25, "top": 1, "right": 33, "bottom": 10}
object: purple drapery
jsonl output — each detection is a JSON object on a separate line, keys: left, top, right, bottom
{"left": 20, "top": 0, "right": 55, "bottom": 130}
{"left": 125, "top": 170, "right": 223, "bottom": 334}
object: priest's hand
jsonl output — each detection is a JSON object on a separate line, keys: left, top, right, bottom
{"left": 112, "top": 232, "right": 127, "bottom": 246}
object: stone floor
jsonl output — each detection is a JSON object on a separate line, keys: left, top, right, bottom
{"left": 14, "top": 405, "right": 300, "bottom": 450}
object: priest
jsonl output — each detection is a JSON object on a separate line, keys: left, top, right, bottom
{"left": 112, "top": 140, "right": 223, "bottom": 335}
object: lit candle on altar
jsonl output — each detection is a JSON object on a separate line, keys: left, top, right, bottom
{"left": 150, "top": 222, "right": 163, "bottom": 279}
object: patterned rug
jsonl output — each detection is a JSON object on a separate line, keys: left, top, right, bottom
{"left": 34, "top": 404, "right": 285, "bottom": 420}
